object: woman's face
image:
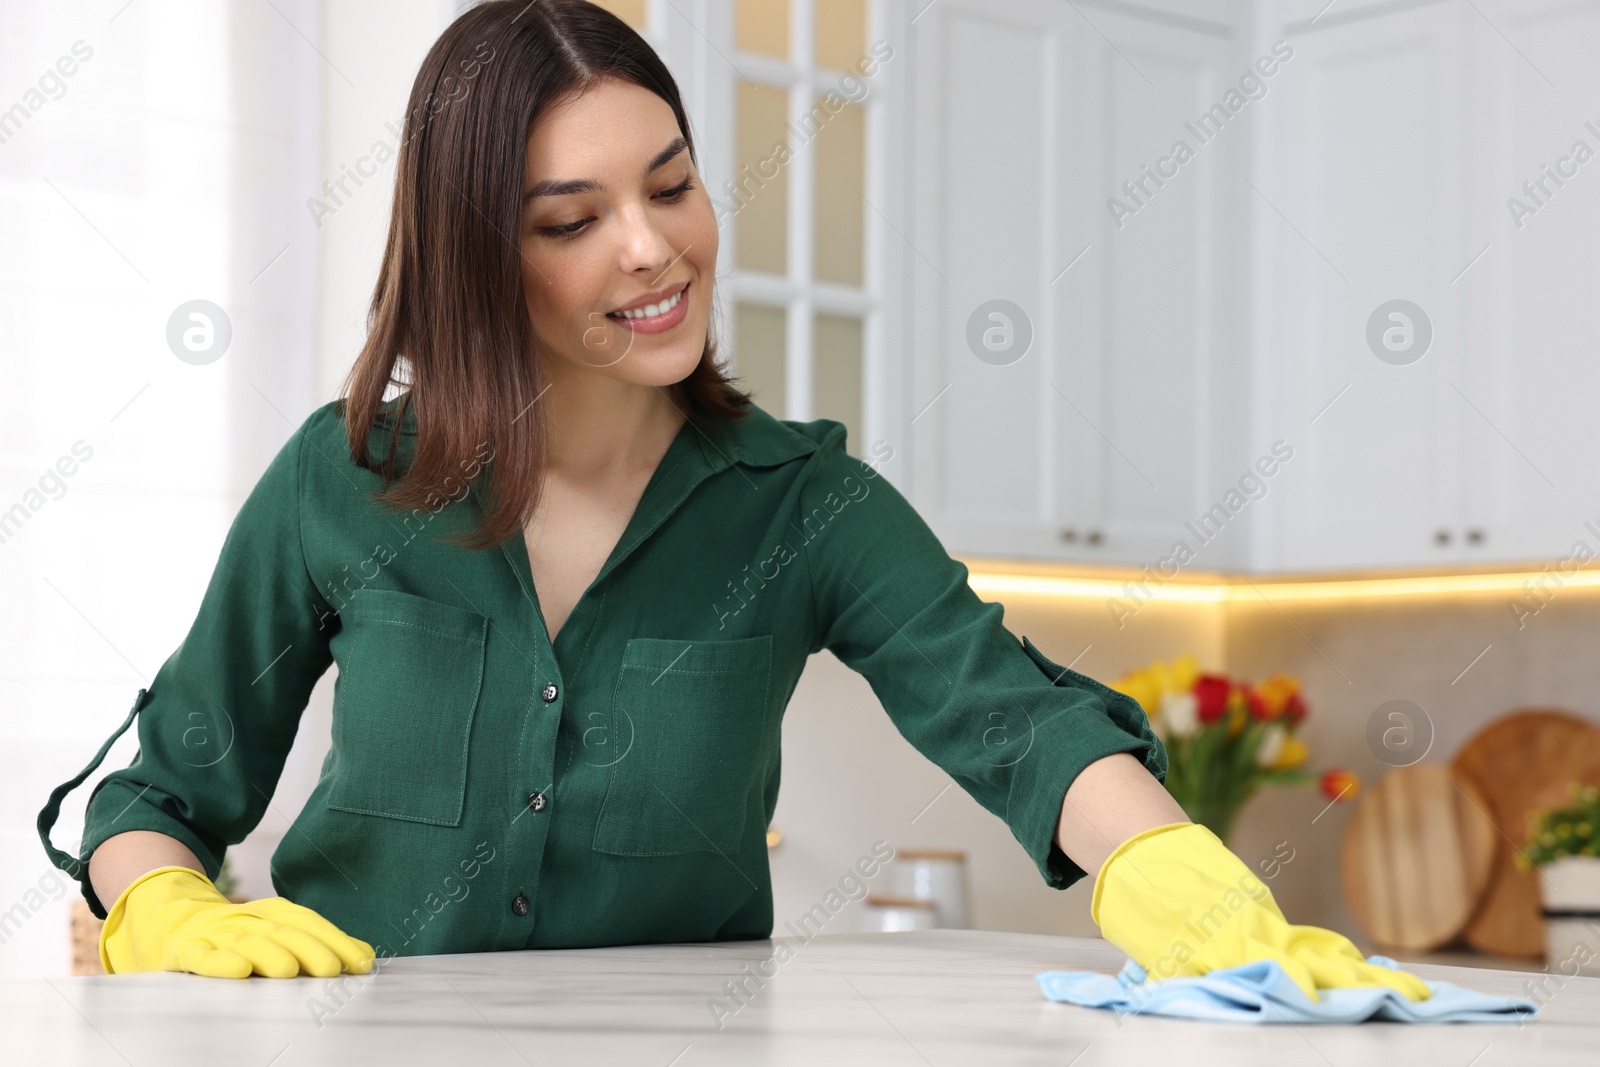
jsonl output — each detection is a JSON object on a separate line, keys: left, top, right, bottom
{"left": 519, "top": 76, "right": 718, "bottom": 389}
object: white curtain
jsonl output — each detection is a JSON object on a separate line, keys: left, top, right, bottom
{"left": 0, "top": 0, "right": 322, "bottom": 977}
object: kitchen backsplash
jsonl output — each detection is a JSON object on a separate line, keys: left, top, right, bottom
{"left": 775, "top": 575, "right": 1600, "bottom": 945}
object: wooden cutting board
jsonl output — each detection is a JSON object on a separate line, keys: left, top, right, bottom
{"left": 1451, "top": 709, "right": 1600, "bottom": 957}
{"left": 1341, "top": 763, "right": 1497, "bottom": 950}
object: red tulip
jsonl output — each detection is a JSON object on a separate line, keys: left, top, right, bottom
{"left": 1320, "top": 769, "right": 1360, "bottom": 802}
{"left": 1252, "top": 674, "right": 1300, "bottom": 720}
{"left": 1283, "top": 691, "right": 1308, "bottom": 725}
{"left": 1246, "top": 687, "right": 1271, "bottom": 721}
{"left": 1194, "top": 675, "right": 1231, "bottom": 724}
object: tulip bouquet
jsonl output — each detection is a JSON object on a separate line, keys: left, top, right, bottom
{"left": 1110, "top": 656, "right": 1358, "bottom": 843}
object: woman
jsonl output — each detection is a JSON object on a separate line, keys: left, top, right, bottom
{"left": 38, "top": 0, "right": 1427, "bottom": 1000}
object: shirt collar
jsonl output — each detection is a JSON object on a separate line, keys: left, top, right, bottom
{"left": 362, "top": 392, "right": 817, "bottom": 477}
{"left": 696, "top": 400, "right": 819, "bottom": 472}
{"left": 480, "top": 399, "right": 817, "bottom": 640}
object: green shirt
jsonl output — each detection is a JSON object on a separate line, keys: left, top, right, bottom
{"left": 38, "top": 396, "right": 1165, "bottom": 958}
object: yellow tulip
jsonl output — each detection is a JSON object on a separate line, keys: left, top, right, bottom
{"left": 1145, "top": 660, "right": 1175, "bottom": 697}
{"left": 1112, "top": 654, "right": 1207, "bottom": 716}
{"left": 1113, "top": 671, "right": 1161, "bottom": 716}
{"left": 1253, "top": 673, "right": 1301, "bottom": 719}
{"left": 1268, "top": 736, "right": 1308, "bottom": 770}
{"left": 1167, "top": 654, "right": 1200, "bottom": 694}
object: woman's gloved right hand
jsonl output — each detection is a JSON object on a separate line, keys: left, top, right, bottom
{"left": 99, "top": 865, "right": 376, "bottom": 978}
{"left": 1093, "top": 823, "right": 1430, "bottom": 1002}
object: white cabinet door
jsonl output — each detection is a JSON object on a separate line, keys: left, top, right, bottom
{"left": 908, "top": 0, "right": 1238, "bottom": 565}
{"left": 1256, "top": 3, "right": 1470, "bottom": 572}
{"left": 1458, "top": 0, "right": 1600, "bottom": 567}
{"left": 1060, "top": 8, "right": 1242, "bottom": 568}
{"left": 908, "top": 0, "right": 1080, "bottom": 561}
{"left": 906, "top": 0, "right": 1599, "bottom": 574}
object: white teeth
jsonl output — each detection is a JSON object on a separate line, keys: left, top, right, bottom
{"left": 612, "top": 288, "right": 683, "bottom": 320}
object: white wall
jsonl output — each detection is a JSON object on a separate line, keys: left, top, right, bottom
{"left": 772, "top": 586, "right": 1222, "bottom": 937}
{"left": 1, "top": 0, "right": 334, "bottom": 978}
{"left": 223, "top": 0, "right": 461, "bottom": 907}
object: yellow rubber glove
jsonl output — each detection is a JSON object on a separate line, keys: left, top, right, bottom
{"left": 1092, "top": 822, "right": 1430, "bottom": 1003}
{"left": 99, "top": 865, "right": 376, "bottom": 979}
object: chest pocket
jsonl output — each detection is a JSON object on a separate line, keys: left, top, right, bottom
{"left": 592, "top": 634, "right": 773, "bottom": 857}
{"left": 326, "top": 588, "right": 488, "bottom": 827}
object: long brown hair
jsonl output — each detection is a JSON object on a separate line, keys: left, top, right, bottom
{"left": 340, "top": 0, "right": 753, "bottom": 550}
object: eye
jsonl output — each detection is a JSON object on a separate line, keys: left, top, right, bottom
{"left": 536, "top": 180, "right": 697, "bottom": 241}
{"left": 655, "top": 178, "right": 696, "bottom": 203}
{"left": 539, "top": 217, "right": 590, "bottom": 240}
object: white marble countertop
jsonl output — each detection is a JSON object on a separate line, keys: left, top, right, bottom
{"left": 6, "top": 929, "right": 1594, "bottom": 1065}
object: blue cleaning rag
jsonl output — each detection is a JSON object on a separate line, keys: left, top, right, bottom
{"left": 1035, "top": 955, "right": 1540, "bottom": 1024}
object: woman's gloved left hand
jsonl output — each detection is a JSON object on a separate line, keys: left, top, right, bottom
{"left": 1092, "top": 821, "right": 1431, "bottom": 1002}
{"left": 99, "top": 865, "right": 376, "bottom": 978}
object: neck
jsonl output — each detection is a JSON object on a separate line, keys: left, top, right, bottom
{"left": 539, "top": 376, "right": 686, "bottom": 480}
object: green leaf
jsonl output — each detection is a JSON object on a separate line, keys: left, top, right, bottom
{"left": 1257, "top": 770, "right": 1313, "bottom": 786}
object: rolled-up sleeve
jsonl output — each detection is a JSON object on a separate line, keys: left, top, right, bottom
{"left": 797, "top": 422, "right": 1167, "bottom": 889}
{"left": 64, "top": 408, "right": 338, "bottom": 917}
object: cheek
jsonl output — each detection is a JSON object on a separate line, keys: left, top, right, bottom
{"left": 666, "top": 194, "right": 719, "bottom": 272}
{"left": 675, "top": 207, "right": 720, "bottom": 287}
{"left": 521, "top": 241, "right": 589, "bottom": 310}
{"left": 521, "top": 258, "right": 553, "bottom": 309}
{"left": 689, "top": 203, "right": 719, "bottom": 266}
{"left": 520, "top": 250, "right": 590, "bottom": 347}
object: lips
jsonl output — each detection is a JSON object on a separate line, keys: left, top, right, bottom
{"left": 607, "top": 280, "right": 689, "bottom": 318}
{"left": 601, "top": 278, "right": 692, "bottom": 336}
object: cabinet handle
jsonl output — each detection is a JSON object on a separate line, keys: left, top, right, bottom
{"left": 1466, "top": 528, "right": 1485, "bottom": 545}
{"left": 1434, "top": 529, "right": 1452, "bottom": 546}
{"left": 1086, "top": 529, "right": 1104, "bottom": 546}
{"left": 1060, "top": 528, "right": 1079, "bottom": 543}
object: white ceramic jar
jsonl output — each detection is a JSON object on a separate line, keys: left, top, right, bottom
{"left": 859, "top": 895, "right": 939, "bottom": 933}
{"left": 1540, "top": 855, "right": 1600, "bottom": 978}
{"left": 885, "top": 850, "right": 970, "bottom": 929}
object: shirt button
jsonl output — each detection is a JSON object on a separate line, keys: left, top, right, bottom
{"left": 527, "top": 791, "right": 547, "bottom": 812}
{"left": 542, "top": 683, "right": 559, "bottom": 703}
{"left": 511, "top": 894, "right": 530, "bottom": 917}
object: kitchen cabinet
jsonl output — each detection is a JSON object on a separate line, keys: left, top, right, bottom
{"left": 904, "top": 0, "right": 1600, "bottom": 573}
{"left": 1252, "top": 1, "right": 1471, "bottom": 571}
{"left": 1258, "top": 0, "right": 1600, "bottom": 572}
{"left": 1456, "top": 0, "right": 1600, "bottom": 567}
{"left": 908, "top": 0, "right": 1252, "bottom": 569}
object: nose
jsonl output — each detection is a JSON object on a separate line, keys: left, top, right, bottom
{"left": 615, "top": 199, "right": 679, "bottom": 277}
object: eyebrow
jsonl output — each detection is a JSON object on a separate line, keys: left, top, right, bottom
{"left": 522, "top": 137, "right": 689, "bottom": 202}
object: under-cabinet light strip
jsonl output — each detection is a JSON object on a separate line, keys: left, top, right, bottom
{"left": 963, "top": 568, "right": 1600, "bottom": 604}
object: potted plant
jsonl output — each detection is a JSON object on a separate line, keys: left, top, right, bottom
{"left": 1519, "top": 782, "right": 1600, "bottom": 977}
{"left": 1110, "top": 655, "right": 1358, "bottom": 843}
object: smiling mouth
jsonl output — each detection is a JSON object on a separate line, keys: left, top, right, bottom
{"left": 606, "top": 281, "right": 688, "bottom": 321}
